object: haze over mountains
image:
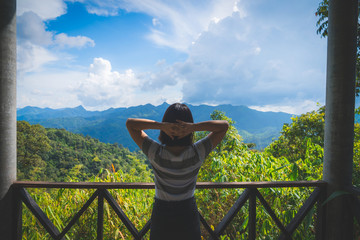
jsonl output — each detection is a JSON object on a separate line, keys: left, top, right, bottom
{"left": 17, "top": 103, "right": 294, "bottom": 150}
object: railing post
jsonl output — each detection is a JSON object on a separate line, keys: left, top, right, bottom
{"left": 14, "top": 188, "right": 23, "bottom": 240}
{"left": 322, "top": 0, "right": 358, "bottom": 239}
{"left": 97, "top": 190, "right": 104, "bottom": 240}
{"left": 248, "top": 189, "right": 256, "bottom": 240}
{"left": 315, "top": 187, "right": 326, "bottom": 240}
{"left": 0, "top": 0, "right": 17, "bottom": 239}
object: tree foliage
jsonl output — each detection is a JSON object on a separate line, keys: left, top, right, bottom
{"left": 196, "top": 111, "right": 322, "bottom": 239}
{"left": 266, "top": 107, "right": 325, "bottom": 162}
{"left": 315, "top": 0, "right": 360, "bottom": 95}
{"left": 17, "top": 121, "right": 51, "bottom": 180}
{"left": 267, "top": 106, "right": 360, "bottom": 186}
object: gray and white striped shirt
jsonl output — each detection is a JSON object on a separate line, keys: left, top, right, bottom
{"left": 142, "top": 136, "right": 213, "bottom": 201}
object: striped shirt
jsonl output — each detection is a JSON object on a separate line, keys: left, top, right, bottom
{"left": 142, "top": 136, "right": 213, "bottom": 201}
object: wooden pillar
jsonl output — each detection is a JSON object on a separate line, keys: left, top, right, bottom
{"left": 323, "top": 0, "right": 358, "bottom": 239}
{"left": 0, "top": 0, "right": 17, "bottom": 239}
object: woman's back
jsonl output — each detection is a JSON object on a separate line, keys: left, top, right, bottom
{"left": 164, "top": 145, "right": 188, "bottom": 156}
{"left": 142, "top": 136, "right": 212, "bottom": 201}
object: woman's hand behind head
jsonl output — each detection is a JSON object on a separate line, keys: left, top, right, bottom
{"left": 161, "top": 122, "right": 181, "bottom": 140}
{"left": 175, "top": 120, "right": 194, "bottom": 139}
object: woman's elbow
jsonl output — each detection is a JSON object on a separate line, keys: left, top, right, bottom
{"left": 126, "top": 118, "right": 135, "bottom": 129}
{"left": 223, "top": 121, "right": 229, "bottom": 131}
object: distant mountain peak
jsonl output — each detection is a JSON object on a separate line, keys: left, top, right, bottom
{"left": 74, "top": 105, "right": 85, "bottom": 110}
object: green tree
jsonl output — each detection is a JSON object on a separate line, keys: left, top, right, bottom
{"left": 207, "top": 110, "right": 243, "bottom": 152}
{"left": 315, "top": 0, "right": 360, "bottom": 95}
{"left": 17, "top": 121, "right": 51, "bottom": 180}
{"left": 266, "top": 106, "right": 360, "bottom": 185}
{"left": 265, "top": 108, "right": 325, "bottom": 181}
{"left": 266, "top": 107, "right": 325, "bottom": 162}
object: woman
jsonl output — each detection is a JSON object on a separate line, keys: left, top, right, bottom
{"left": 126, "top": 103, "right": 228, "bottom": 240}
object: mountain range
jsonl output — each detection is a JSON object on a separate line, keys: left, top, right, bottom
{"left": 17, "top": 103, "right": 294, "bottom": 150}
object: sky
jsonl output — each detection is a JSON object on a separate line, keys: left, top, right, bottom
{"left": 16, "top": 0, "right": 328, "bottom": 114}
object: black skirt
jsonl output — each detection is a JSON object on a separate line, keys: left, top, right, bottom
{"left": 150, "top": 197, "right": 201, "bottom": 240}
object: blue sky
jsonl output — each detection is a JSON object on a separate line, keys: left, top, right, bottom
{"left": 16, "top": 0, "right": 328, "bottom": 114}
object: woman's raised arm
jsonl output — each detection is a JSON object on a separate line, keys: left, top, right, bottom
{"left": 126, "top": 118, "right": 229, "bottom": 150}
{"left": 126, "top": 118, "right": 177, "bottom": 148}
{"left": 176, "top": 120, "right": 229, "bottom": 149}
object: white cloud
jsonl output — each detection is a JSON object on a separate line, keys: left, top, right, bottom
{"left": 16, "top": 1, "right": 95, "bottom": 73}
{"left": 17, "top": 11, "right": 53, "bottom": 46}
{"left": 54, "top": 33, "right": 95, "bottom": 48}
{"left": 75, "top": 0, "right": 242, "bottom": 51}
{"left": 249, "top": 100, "right": 321, "bottom": 115}
{"left": 76, "top": 58, "right": 140, "bottom": 108}
{"left": 144, "top": 0, "right": 243, "bottom": 51}
{"left": 17, "top": 55, "right": 184, "bottom": 110}
{"left": 17, "top": 42, "right": 58, "bottom": 73}
{"left": 138, "top": 61, "right": 182, "bottom": 90}
{"left": 72, "top": 58, "right": 184, "bottom": 109}
{"left": 131, "top": 1, "right": 327, "bottom": 114}
{"left": 17, "top": 0, "right": 67, "bottom": 20}
{"left": 77, "top": 0, "right": 120, "bottom": 16}
{"left": 17, "top": 70, "right": 86, "bottom": 109}
{"left": 152, "top": 18, "right": 160, "bottom": 26}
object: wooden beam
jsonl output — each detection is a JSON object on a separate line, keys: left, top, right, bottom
{"left": 12, "top": 180, "right": 327, "bottom": 189}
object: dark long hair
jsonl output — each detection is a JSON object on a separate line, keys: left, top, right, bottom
{"left": 158, "top": 103, "right": 194, "bottom": 146}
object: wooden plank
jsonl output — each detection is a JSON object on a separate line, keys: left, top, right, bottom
{"left": 198, "top": 212, "right": 219, "bottom": 240}
{"left": 255, "top": 189, "right": 291, "bottom": 239}
{"left": 12, "top": 180, "right": 327, "bottom": 189}
{"left": 214, "top": 188, "right": 250, "bottom": 236}
{"left": 197, "top": 181, "right": 327, "bottom": 189}
{"left": 13, "top": 181, "right": 156, "bottom": 189}
{"left": 278, "top": 188, "right": 321, "bottom": 240}
{"left": 248, "top": 189, "right": 256, "bottom": 240}
{"left": 20, "top": 188, "right": 63, "bottom": 239}
{"left": 97, "top": 191, "right": 104, "bottom": 240}
{"left": 102, "top": 189, "right": 140, "bottom": 239}
{"left": 56, "top": 190, "right": 99, "bottom": 240}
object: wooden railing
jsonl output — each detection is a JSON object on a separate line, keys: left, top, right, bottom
{"left": 12, "top": 181, "right": 327, "bottom": 240}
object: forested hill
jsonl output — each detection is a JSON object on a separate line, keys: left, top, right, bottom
{"left": 17, "top": 121, "right": 148, "bottom": 181}
{"left": 17, "top": 103, "right": 293, "bottom": 150}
